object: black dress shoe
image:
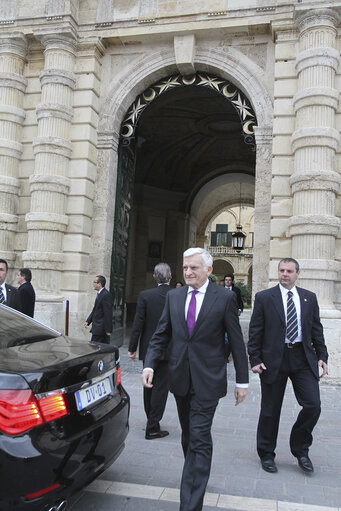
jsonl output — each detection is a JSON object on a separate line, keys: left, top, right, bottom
{"left": 261, "top": 458, "right": 278, "bottom": 473}
{"left": 297, "top": 455, "right": 314, "bottom": 473}
{"left": 145, "top": 430, "right": 169, "bottom": 440}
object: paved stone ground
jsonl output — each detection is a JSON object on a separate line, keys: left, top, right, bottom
{"left": 71, "top": 340, "right": 341, "bottom": 511}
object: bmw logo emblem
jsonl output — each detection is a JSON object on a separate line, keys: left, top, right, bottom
{"left": 98, "top": 360, "right": 104, "bottom": 373}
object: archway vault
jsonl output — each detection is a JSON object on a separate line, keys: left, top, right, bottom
{"left": 120, "top": 73, "right": 257, "bottom": 150}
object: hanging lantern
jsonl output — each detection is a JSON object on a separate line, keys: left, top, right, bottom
{"left": 232, "top": 225, "right": 246, "bottom": 252}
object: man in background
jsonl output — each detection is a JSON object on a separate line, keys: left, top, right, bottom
{"left": 84, "top": 275, "right": 113, "bottom": 344}
{"left": 224, "top": 273, "right": 243, "bottom": 315}
{"left": 17, "top": 268, "right": 35, "bottom": 317}
{"left": 128, "top": 262, "right": 171, "bottom": 439}
{"left": 0, "top": 259, "right": 21, "bottom": 311}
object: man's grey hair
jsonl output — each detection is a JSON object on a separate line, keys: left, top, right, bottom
{"left": 154, "top": 262, "right": 171, "bottom": 284}
{"left": 183, "top": 248, "right": 213, "bottom": 270}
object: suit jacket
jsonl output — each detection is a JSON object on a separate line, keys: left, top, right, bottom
{"left": 144, "top": 282, "right": 249, "bottom": 400}
{"left": 86, "top": 288, "right": 113, "bottom": 335}
{"left": 248, "top": 284, "right": 328, "bottom": 383}
{"left": 18, "top": 281, "right": 35, "bottom": 317}
{"left": 129, "top": 284, "right": 171, "bottom": 361}
{"left": 4, "top": 284, "right": 21, "bottom": 312}
{"left": 232, "top": 284, "right": 243, "bottom": 312}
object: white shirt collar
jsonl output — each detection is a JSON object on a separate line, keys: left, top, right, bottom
{"left": 187, "top": 278, "right": 210, "bottom": 295}
{"left": 279, "top": 283, "right": 298, "bottom": 298}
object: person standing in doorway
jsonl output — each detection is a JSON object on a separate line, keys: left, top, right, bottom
{"left": 17, "top": 268, "right": 36, "bottom": 317}
{"left": 84, "top": 275, "right": 113, "bottom": 344}
{"left": 248, "top": 257, "right": 328, "bottom": 474}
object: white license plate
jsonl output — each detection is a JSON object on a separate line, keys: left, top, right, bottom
{"left": 75, "top": 377, "right": 113, "bottom": 411}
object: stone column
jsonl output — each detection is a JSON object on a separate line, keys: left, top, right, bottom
{"left": 0, "top": 33, "right": 27, "bottom": 267}
{"left": 23, "top": 29, "right": 77, "bottom": 329}
{"left": 291, "top": 9, "right": 340, "bottom": 318}
{"left": 252, "top": 127, "right": 273, "bottom": 296}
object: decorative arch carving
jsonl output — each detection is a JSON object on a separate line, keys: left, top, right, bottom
{"left": 120, "top": 73, "right": 257, "bottom": 149}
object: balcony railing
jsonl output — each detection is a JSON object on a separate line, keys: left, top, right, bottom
{"left": 208, "top": 246, "right": 254, "bottom": 257}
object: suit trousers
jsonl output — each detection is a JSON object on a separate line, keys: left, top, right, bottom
{"left": 90, "top": 333, "right": 110, "bottom": 344}
{"left": 144, "top": 360, "right": 169, "bottom": 433}
{"left": 257, "top": 343, "right": 321, "bottom": 460}
{"left": 175, "top": 388, "right": 218, "bottom": 511}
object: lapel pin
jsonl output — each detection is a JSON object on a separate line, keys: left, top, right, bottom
{"left": 304, "top": 298, "right": 307, "bottom": 302}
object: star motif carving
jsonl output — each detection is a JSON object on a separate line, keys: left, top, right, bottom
{"left": 125, "top": 97, "right": 145, "bottom": 124}
{"left": 232, "top": 94, "right": 254, "bottom": 120}
{"left": 197, "top": 74, "right": 224, "bottom": 91}
{"left": 155, "top": 76, "right": 181, "bottom": 93}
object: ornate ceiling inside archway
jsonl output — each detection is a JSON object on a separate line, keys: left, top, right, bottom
{"left": 120, "top": 73, "right": 257, "bottom": 208}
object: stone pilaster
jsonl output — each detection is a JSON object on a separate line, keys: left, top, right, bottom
{"left": 252, "top": 127, "right": 273, "bottom": 297}
{"left": 0, "top": 33, "right": 27, "bottom": 267}
{"left": 23, "top": 28, "right": 77, "bottom": 328}
{"left": 291, "top": 9, "right": 341, "bottom": 317}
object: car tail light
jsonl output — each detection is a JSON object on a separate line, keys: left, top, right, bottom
{"left": 0, "top": 389, "right": 68, "bottom": 435}
{"left": 0, "top": 390, "right": 43, "bottom": 435}
{"left": 116, "top": 366, "right": 121, "bottom": 387}
{"left": 38, "top": 394, "right": 68, "bottom": 422}
{"left": 25, "top": 482, "right": 61, "bottom": 500}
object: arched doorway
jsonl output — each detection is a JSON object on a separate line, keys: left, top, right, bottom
{"left": 110, "top": 72, "right": 257, "bottom": 343}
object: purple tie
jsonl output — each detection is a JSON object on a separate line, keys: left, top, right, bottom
{"left": 187, "top": 290, "right": 198, "bottom": 336}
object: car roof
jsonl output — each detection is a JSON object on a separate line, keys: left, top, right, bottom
{"left": 0, "top": 303, "right": 61, "bottom": 348}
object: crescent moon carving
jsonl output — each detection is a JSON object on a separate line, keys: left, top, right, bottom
{"left": 182, "top": 75, "right": 196, "bottom": 85}
{"left": 143, "top": 88, "right": 156, "bottom": 102}
{"left": 121, "top": 124, "right": 134, "bottom": 138}
{"left": 223, "top": 84, "right": 237, "bottom": 98}
{"left": 243, "top": 121, "right": 255, "bottom": 135}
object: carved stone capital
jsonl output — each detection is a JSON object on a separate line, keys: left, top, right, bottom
{"left": 295, "top": 8, "right": 340, "bottom": 34}
{"left": 34, "top": 27, "right": 78, "bottom": 55}
{"left": 0, "top": 32, "right": 28, "bottom": 59}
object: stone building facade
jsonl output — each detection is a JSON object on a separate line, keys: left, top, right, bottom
{"left": 1, "top": 0, "right": 341, "bottom": 377}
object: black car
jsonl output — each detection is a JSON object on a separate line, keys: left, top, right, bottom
{"left": 0, "top": 304, "right": 129, "bottom": 511}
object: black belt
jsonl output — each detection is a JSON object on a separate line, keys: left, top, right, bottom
{"left": 286, "top": 342, "right": 303, "bottom": 349}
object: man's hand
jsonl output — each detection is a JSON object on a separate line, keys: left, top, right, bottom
{"left": 234, "top": 387, "right": 248, "bottom": 406}
{"left": 141, "top": 369, "right": 154, "bottom": 388}
{"left": 128, "top": 351, "right": 136, "bottom": 360}
{"left": 251, "top": 362, "right": 267, "bottom": 374}
{"left": 83, "top": 322, "right": 88, "bottom": 328}
{"left": 318, "top": 360, "right": 328, "bottom": 378}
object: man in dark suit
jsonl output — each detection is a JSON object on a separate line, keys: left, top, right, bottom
{"left": 248, "top": 257, "right": 328, "bottom": 474}
{"left": 128, "top": 262, "right": 171, "bottom": 439}
{"left": 17, "top": 268, "right": 36, "bottom": 317}
{"left": 0, "top": 259, "right": 21, "bottom": 311}
{"left": 224, "top": 274, "right": 243, "bottom": 315}
{"left": 84, "top": 275, "right": 113, "bottom": 343}
{"left": 142, "top": 248, "right": 249, "bottom": 511}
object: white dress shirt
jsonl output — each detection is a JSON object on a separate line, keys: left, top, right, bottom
{"left": 279, "top": 284, "right": 302, "bottom": 344}
{"left": 0, "top": 283, "right": 6, "bottom": 301}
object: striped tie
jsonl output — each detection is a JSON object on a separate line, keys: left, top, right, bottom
{"left": 286, "top": 290, "right": 298, "bottom": 342}
{"left": 0, "top": 287, "right": 5, "bottom": 305}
